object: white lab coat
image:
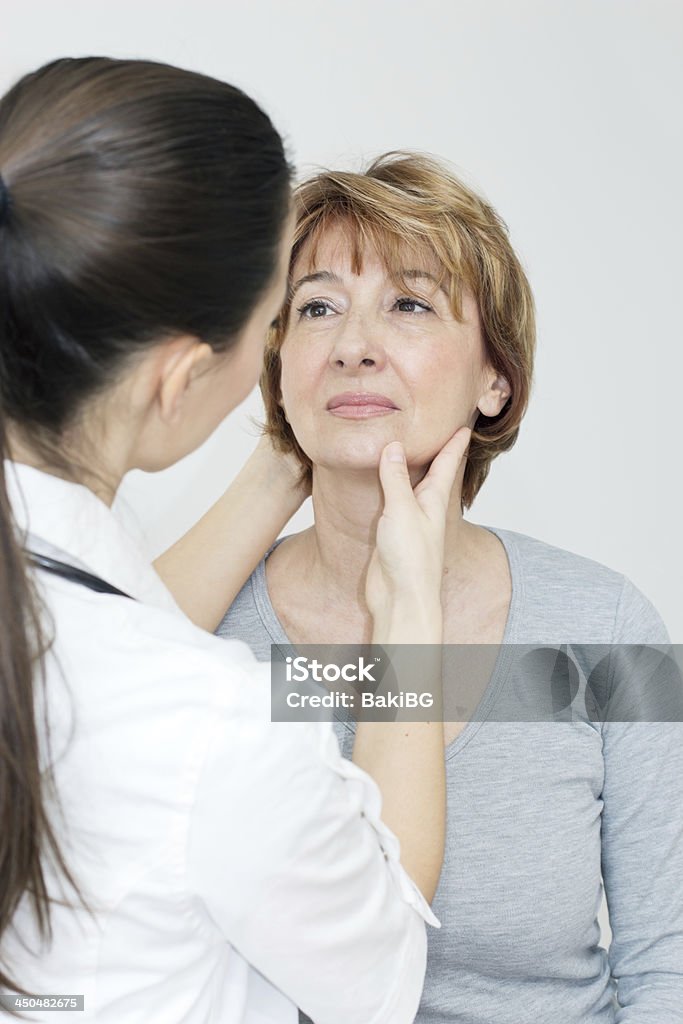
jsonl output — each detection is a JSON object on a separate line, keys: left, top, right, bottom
{"left": 1, "top": 461, "right": 439, "bottom": 1024}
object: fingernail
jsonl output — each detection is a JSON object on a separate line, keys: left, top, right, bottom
{"left": 387, "top": 443, "right": 405, "bottom": 463}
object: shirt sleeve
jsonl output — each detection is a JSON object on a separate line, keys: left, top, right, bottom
{"left": 185, "top": 657, "right": 440, "bottom": 1024}
{"left": 601, "top": 575, "right": 683, "bottom": 1021}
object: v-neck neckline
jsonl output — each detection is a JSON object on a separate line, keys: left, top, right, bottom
{"left": 253, "top": 524, "right": 524, "bottom": 759}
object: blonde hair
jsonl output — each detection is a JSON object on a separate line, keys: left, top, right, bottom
{"left": 261, "top": 151, "right": 536, "bottom": 508}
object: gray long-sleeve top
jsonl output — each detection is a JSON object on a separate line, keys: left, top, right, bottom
{"left": 216, "top": 526, "right": 683, "bottom": 1022}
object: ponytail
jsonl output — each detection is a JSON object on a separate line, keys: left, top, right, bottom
{"left": 0, "top": 419, "right": 93, "bottom": 1004}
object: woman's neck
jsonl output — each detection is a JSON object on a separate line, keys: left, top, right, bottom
{"left": 292, "top": 463, "right": 478, "bottom": 615}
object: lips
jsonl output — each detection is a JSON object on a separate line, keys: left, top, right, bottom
{"left": 326, "top": 392, "right": 400, "bottom": 419}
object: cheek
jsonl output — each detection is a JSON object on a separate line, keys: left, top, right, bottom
{"left": 278, "top": 354, "right": 295, "bottom": 406}
{"left": 403, "top": 348, "right": 481, "bottom": 425}
{"left": 279, "top": 344, "right": 316, "bottom": 408}
{"left": 278, "top": 352, "right": 326, "bottom": 452}
{"left": 404, "top": 348, "right": 465, "bottom": 397}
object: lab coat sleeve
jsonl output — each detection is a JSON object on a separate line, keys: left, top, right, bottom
{"left": 185, "top": 658, "right": 439, "bottom": 1024}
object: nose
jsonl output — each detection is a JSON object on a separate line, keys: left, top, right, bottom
{"left": 327, "top": 317, "right": 388, "bottom": 372}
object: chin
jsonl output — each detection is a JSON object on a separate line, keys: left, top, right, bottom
{"left": 296, "top": 422, "right": 443, "bottom": 474}
{"left": 313, "top": 435, "right": 389, "bottom": 471}
{"left": 314, "top": 435, "right": 433, "bottom": 475}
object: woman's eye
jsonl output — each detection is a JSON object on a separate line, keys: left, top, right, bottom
{"left": 297, "top": 300, "right": 333, "bottom": 319}
{"left": 395, "top": 297, "right": 432, "bottom": 314}
{"left": 295, "top": 296, "right": 432, "bottom": 319}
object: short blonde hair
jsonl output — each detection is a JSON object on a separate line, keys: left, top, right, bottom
{"left": 261, "top": 151, "right": 536, "bottom": 508}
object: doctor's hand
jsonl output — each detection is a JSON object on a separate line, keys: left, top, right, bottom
{"left": 365, "top": 426, "right": 471, "bottom": 645}
{"left": 251, "top": 432, "right": 312, "bottom": 506}
{"left": 356, "top": 426, "right": 470, "bottom": 904}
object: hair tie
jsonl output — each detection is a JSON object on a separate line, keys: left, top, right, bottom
{"left": 0, "top": 173, "right": 10, "bottom": 226}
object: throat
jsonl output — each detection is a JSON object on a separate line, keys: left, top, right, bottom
{"left": 264, "top": 530, "right": 375, "bottom": 646}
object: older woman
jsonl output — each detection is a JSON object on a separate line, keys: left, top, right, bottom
{"left": 214, "top": 152, "right": 683, "bottom": 1022}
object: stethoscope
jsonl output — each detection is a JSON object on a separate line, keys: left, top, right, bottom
{"left": 26, "top": 551, "right": 134, "bottom": 600}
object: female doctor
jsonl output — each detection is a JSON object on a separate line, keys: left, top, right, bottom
{"left": 0, "top": 57, "right": 470, "bottom": 1023}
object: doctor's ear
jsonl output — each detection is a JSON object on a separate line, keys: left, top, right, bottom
{"left": 477, "top": 373, "right": 511, "bottom": 418}
{"left": 146, "top": 335, "right": 214, "bottom": 424}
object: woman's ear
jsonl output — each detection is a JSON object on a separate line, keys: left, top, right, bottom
{"left": 477, "top": 372, "right": 511, "bottom": 418}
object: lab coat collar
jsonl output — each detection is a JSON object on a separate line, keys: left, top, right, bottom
{"left": 4, "top": 460, "right": 181, "bottom": 614}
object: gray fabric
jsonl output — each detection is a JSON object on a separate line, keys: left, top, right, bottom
{"left": 216, "top": 526, "right": 683, "bottom": 1022}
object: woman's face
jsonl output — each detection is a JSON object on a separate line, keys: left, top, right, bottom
{"left": 279, "top": 223, "right": 508, "bottom": 473}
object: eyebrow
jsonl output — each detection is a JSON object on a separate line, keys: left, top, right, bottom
{"left": 403, "top": 269, "right": 449, "bottom": 295}
{"left": 290, "top": 271, "right": 343, "bottom": 297}
{"left": 290, "top": 268, "right": 449, "bottom": 298}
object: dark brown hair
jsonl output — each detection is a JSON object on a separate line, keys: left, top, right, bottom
{"left": 261, "top": 151, "right": 535, "bottom": 507}
{"left": 0, "top": 56, "right": 291, "bottom": 1004}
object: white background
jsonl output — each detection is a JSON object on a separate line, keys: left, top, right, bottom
{"left": 2, "top": 0, "right": 681, "bottom": 643}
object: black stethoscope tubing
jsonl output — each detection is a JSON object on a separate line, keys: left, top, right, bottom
{"left": 25, "top": 551, "right": 135, "bottom": 600}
